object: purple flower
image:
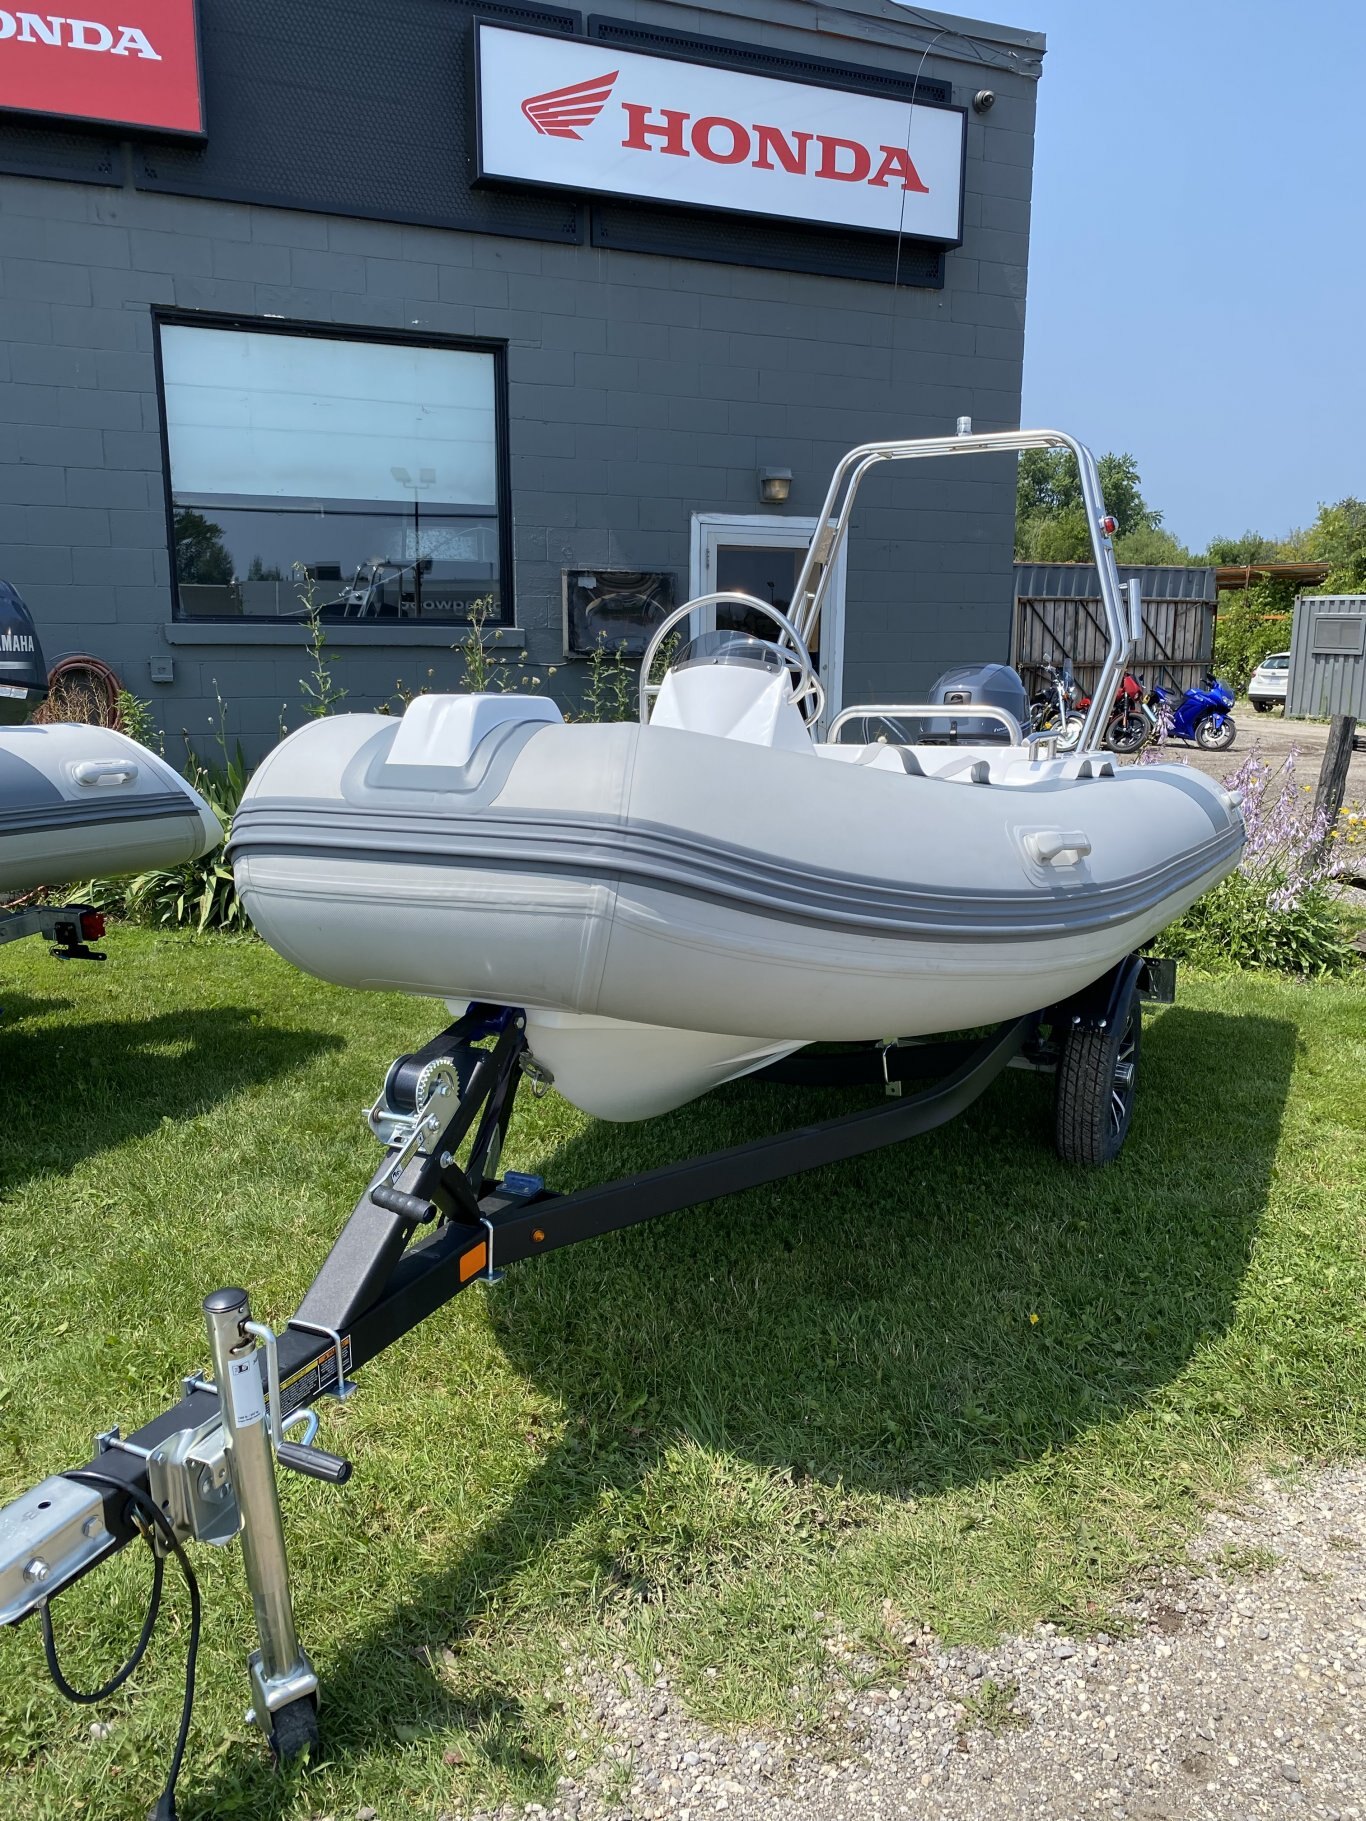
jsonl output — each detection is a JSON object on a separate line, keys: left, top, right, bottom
{"left": 1222, "top": 747, "right": 1348, "bottom": 907}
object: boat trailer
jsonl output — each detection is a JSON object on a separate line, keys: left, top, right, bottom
{"left": 0, "top": 952, "right": 1174, "bottom": 1816}
{"left": 0, "top": 900, "right": 107, "bottom": 961}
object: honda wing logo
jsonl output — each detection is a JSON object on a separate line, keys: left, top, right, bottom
{"left": 521, "top": 68, "right": 618, "bottom": 140}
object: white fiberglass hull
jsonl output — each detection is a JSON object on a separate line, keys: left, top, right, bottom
{"left": 231, "top": 695, "right": 1244, "bottom": 1120}
{"left": 0, "top": 724, "right": 221, "bottom": 895}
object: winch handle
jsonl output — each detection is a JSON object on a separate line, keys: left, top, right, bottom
{"left": 275, "top": 1441, "right": 352, "bottom": 1485}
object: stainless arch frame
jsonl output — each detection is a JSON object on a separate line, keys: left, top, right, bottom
{"left": 778, "top": 428, "right": 1134, "bottom": 753}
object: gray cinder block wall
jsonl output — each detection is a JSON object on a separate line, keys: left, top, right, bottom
{"left": 0, "top": 0, "right": 1041, "bottom": 760}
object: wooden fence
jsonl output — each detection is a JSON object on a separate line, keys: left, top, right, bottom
{"left": 1013, "top": 569, "right": 1216, "bottom": 699}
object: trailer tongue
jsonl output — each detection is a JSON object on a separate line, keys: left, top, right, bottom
{"left": 0, "top": 955, "right": 1172, "bottom": 1813}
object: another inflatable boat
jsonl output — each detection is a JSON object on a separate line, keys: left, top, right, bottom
{"left": 231, "top": 428, "right": 1245, "bottom": 1120}
{"left": 0, "top": 582, "right": 221, "bottom": 895}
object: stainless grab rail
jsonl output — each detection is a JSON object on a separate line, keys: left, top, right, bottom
{"left": 787, "top": 427, "right": 1133, "bottom": 753}
{"left": 826, "top": 702, "right": 1025, "bottom": 745}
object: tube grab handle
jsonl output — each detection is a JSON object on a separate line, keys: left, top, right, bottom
{"left": 1025, "top": 829, "right": 1092, "bottom": 866}
{"left": 73, "top": 759, "right": 139, "bottom": 788}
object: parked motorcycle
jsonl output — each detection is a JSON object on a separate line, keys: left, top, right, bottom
{"left": 1028, "top": 660, "right": 1086, "bottom": 751}
{"left": 1099, "top": 671, "right": 1148, "bottom": 754}
{"left": 1146, "top": 674, "right": 1237, "bottom": 752}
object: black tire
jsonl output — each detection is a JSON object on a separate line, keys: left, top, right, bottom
{"left": 1057, "top": 712, "right": 1086, "bottom": 752}
{"left": 1054, "top": 990, "right": 1141, "bottom": 1166}
{"left": 269, "top": 1696, "right": 319, "bottom": 1766}
{"left": 1105, "top": 710, "right": 1147, "bottom": 754}
{"left": 1195, "top": 713, "right": 1236, "bottom": 752}
{"left": 1252, "top": 698, "right": 1273, "bottom": 713}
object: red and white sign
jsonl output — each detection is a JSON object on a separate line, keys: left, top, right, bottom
{"left": 476, "top": 24, "right": 965, "bottom": 244}
{"left": 0, "top": 1, "right": 204, "bottom": 136}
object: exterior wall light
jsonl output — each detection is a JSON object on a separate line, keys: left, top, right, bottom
{"left": 758, "top": 467, "right": 792, "bottom": 504}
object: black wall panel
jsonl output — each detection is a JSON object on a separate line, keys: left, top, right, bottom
{"left": 0, "top": 121, "right": 119, "bottom": 187}
{"left": 0, "top": 0, "right": 955, "bottom": 285}
{"left": 591, "top": 202, "right": 943, "bottom": 288}
{"left": 134, "top": 0, "right": 583, "bottom": 243}
{"left": 587, "top": 15, "right": 952, "bottom": 107}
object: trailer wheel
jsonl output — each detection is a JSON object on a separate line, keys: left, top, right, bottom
{"left": 1054, "top": 987, "right": 1141, "bottom": 1165}
{"left": 269, "top": 1695, "right": 319, "bottom": 1766}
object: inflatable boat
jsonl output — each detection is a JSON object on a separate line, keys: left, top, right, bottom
{"left": 0, "top": 582, "right": 221, "bottom": 895}
{"left": 231, "top": 428, "right": 1245, "bottom": 1119}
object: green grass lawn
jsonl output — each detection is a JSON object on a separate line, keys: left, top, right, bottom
{"left": 1, "top": 930, "right": 1363, "bottom": 1819}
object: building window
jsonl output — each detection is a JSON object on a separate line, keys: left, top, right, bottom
{"left": 158, "top": 319, "right": 507, "bottom": 623}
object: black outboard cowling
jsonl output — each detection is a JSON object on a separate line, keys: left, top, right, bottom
{"left": 923, "top": 662, "right": 1028, "bottom": 744}
{"left": 0, "top": 582, "right": 48, "bottom": 726}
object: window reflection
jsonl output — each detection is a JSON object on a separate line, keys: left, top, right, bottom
{"left": 160, "top": 323, "right": 504, "bottom": 623}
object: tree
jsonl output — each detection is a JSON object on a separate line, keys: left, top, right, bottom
{"left": 1015, "top": 450, "right": 1163, "bottom": 561}
{"left": 1204, "top": 531, "right": 1281, "bottom": 567}
{"left": 173, "top": 508, "right": 234, "bottom": 585}
{"left": 1211, "top": 579, "right": 1296, "bottom": 690}
{"left": 1204, "top": 497, "right": 1366, "bottom": 688}
{"left": 1112, "top": 524, "right": 1193, "bottom": 565}
{"left": 1307, "top": 496, "right": 1366, "bottom": 592}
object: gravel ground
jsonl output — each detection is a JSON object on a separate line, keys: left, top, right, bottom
{"left": 1134, "top": 703, "right": 1366, "bottom": 808}
{"left": 449, "top": 1464, "right": 1366, "bottom": 1821}
{"left": 1124, "top": 704, "right": 1366, "bottom": 919}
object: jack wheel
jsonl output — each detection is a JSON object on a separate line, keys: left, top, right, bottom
{"left": 269, "top": 1695, "right": 319, "bottom": 1766}
{"left": 1054, "top": 989, "right": 1141, "bottom": 1166}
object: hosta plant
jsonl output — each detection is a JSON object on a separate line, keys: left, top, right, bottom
{"left": 1160, "top": 748, "right": 1358, "bottom": 976}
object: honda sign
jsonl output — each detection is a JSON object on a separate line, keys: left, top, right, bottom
{"left": 475, "top": 23, "right": 965, "bottom": 244}
{"left": 0, "top": 1, "right": 204, "bottom": 136}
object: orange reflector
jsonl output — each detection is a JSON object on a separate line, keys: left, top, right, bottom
{"left": 532, "top": 1228, "right": 546, "bottom": 1243}
{"left": 459, "top": 1242, "right": 487, "bottom": 1283}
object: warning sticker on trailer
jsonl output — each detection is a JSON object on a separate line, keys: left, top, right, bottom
{"left": 279, "top": 1336, "right": 354, "bottom": 1418}
{"left": 227, "top": 1355, "right": 266, "bottom": 1428}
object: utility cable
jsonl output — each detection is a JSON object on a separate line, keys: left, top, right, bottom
{"left": 39, "top": 1530, "right": 164, "bottom": 1703}
{"left": 42, "top": 1469, "right": 202, "bottom": 1821}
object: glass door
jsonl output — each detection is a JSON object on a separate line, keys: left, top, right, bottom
{"left": 691, "top": 515, "right": 846, "bottom": 728}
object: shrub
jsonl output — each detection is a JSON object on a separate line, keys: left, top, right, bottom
{"left": 1160, "top": 749, "right": 1358, "bottom": 975}
{"left": 115, "top": 689, "right": 161, "bottom": 750}
{"left": 583, "top": 629, "right": 637, "bottom": 722}
{"left": 85, "top": 745, "right": 250, "bottom": 935}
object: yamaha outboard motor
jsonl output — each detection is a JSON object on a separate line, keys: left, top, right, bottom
{"left": 923, "top": 662, "right": 1028, "bottom": 744}
{"left": 0, "top": 582, "right": 48, "bottom": 726}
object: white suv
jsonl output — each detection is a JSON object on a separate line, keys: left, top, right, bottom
{"left": 1248, "top": 650, "right": 1290, "bottom": 712}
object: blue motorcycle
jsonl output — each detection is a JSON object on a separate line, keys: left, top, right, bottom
{"left": 1145, "top": 673, "right": 1237, "bottom": 753}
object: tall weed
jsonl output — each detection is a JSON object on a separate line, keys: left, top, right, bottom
{"left": 1162, "top": 749, "right": 1359, "bottom": 975}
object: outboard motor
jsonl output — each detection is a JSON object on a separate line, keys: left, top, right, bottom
{"left": 0, "top": 581, "right": 48, "bottom": 726}
{"left": 923, "top": 662, "right": 1028, "bottom": 744}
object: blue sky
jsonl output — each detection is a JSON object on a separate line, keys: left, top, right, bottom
{"left": 978, "top": 0, "right": 1365, "bottom": 550}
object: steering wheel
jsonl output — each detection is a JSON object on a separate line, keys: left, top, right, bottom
{"left": 638, "top": 592, "right": 821, "bottom": 725}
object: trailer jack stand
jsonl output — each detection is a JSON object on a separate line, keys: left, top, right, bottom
{"left": 203, "top": 1287, "right": 319, "bottom": 1760}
